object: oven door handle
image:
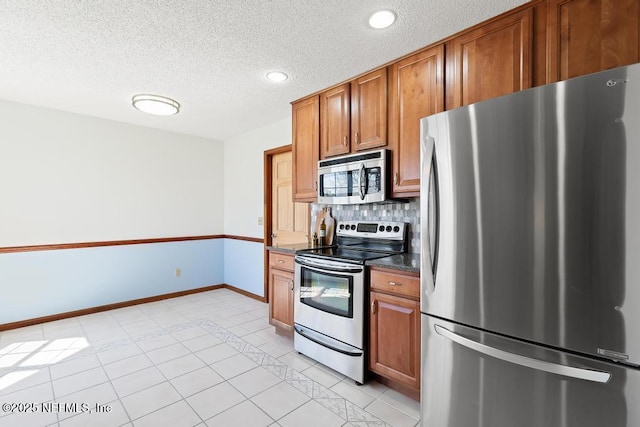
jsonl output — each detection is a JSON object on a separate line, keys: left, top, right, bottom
{"left": 295, "top": 257, "right": 364, "bottom": 273}
{"left": 294, "top": 325, "right": 363, "bottom": 357}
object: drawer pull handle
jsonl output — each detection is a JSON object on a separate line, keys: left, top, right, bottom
{"left": 371, "top": 301, "right": 376, "bottom": 315}
{"left": 388, "top": 281, "right": 401, "bottom": 286}
{"left": 278, "top": 260, "right": 285, "bottom": 263}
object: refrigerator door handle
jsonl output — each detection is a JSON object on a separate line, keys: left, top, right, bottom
{"left": 421, "top": 135, "right": 437, "bottom": 294}
{"left": 434, "top": 325, "right": 612, "bottom": 383}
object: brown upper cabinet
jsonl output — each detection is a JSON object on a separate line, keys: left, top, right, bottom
{"left": 321, "top": 69, "right": 388, "bottom": 159}
{"left": 292, "top": 0, "right": 640, "bottom": 200}
{"left": 352, "top": 69, "right": 388, "bottom": 152}
{"left": 546, "top": 0, "right": 640, "bottom": 83}
{"left": 320, "top": 83, "right": 351, "bottom": 158}
{"left": 446, "top": 8, "right": 534, "bottom": 109}
{"left": 292, "top": 96, "right": 319, "bottom": 202}
{"left": 388, "top": 46, "right": 445, "bottom": 197}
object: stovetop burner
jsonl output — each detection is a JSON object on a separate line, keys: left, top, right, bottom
{"left": 297, "top": 246, "right": 393, "bottom": 264}
{"left": 296, "top": 220, "right": 408, "bottom": 265}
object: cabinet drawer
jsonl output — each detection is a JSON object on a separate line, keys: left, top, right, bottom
{"left": 370, "top": 268, "right": 419, "bottom": 299}
{"left": 269, "top": 252, "right": 295, "bottom": 271}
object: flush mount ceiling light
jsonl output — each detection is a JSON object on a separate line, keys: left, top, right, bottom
{"left": 266, "top": 71, "right": 288, "bottom": 83}
{"left": 131, "top": 94, "right": 180, "bottom": 116}
{"left": 369, "top": 10, "right": 396, "bottom": 29}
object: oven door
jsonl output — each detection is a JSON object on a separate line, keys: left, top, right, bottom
{"left": 294, "top": 256, "right": 364, "bottom": 348}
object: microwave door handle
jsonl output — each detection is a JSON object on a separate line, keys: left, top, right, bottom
{"left": 359, "top": 163, "right": 366, "bottom": 200}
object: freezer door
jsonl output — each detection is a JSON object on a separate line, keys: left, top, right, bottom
{"left": 420, "top": 63, "right": 640, "bottom": 366}
{"left": 422, "top": 315, "right": 640, "bottom": 427}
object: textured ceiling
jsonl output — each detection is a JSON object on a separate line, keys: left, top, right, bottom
{"left": 0, "top": 0, "right": 528, "bottom": 142}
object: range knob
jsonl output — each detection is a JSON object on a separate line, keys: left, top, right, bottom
{"left": 393, "top": 226, "right": 400, "bottom": 232}
{"left": 351, "top": 224, "right": 356, "bottom": 230}
{"left": 386, "top": 225, "right": 392, "bottom": 232}
{"left": 378, "top": 225, "right": 385, "bottom": 232}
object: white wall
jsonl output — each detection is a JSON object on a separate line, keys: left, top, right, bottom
{"left": 0, "top": 99, "right": 225, "bottom": 247}
{"left": 0, "top": 98, "right": 292, "bottom": 320}
{"left": 223, "top": 116, "right": 292, "bottom": 238}
{"left": 221, "top": 116, "right": 291, "bottom": 297}
{"left": 0, "top": 99, "right": 228, "bottom": 323}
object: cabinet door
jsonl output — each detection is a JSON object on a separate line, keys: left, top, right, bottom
{"left": 351, "top": 68, "right": 387, "bottom": 152}
{"left": 320, "top": 83, "right": 351, "bottom": 158}
{"left": 547, "top": 0, "right": 639, "bottom": 83}
{"left": 292, "top": 96, "right": 319, "bottom": 202}
{"left": 446, "top": 8, "right": 533, "bottom": 109}
{"left": 369, "top": 291, "right": 421, "bottom": 389}
{"left": 388, "top": 46, "right": 444, "bottom": 197}
{"left": 269, "top": 267, "right": 294, "bottom": 332}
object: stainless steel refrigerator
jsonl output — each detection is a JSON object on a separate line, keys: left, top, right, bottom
{"left": 420, "top": 63, "right": 640, "bottom": 427}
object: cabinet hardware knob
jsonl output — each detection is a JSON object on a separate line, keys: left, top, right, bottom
{"left": 291, "top": 280, "right": 294, "bottom": 291}
{"left": 371, "top": 300, "right": 376, "bottom": 315}
{"left": 388, "top": 281, "right": 401, "bottom": 286}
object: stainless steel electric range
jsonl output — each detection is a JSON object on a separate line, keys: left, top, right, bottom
{"left": 293, "top": 220, "right": 408, "bottom": 384}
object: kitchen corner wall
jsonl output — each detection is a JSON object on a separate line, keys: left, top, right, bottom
{"left": 223, "top": 116, "right": 291, "bottom": 237}
{"left": 312, "top": 198, "right": 421, "bottom": 253}
{"left": 222, "top": 116, "right": 292, "bottom": 297}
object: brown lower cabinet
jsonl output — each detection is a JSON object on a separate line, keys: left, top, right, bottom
{"left": 268, "top": 251, "right": 295, "bottom": 334}
{"left": 369, "top": 267, "right": 421, "bottom": 394}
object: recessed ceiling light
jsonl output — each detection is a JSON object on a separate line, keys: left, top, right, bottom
{"left": 266, "top": 71, "right": 288, "bottom": 83}
{"left": 131, "top": 94, "right": 180, "bottom": 116}
{"left": 369, "top": 10, "right": 396, "bottom": 29}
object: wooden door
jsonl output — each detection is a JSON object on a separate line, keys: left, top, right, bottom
{"left": 269, "top": 267, "right": 294, "bottom": 330}
{"left": 321, "top": 83, "right": 351, "bottom": 158}
{"left": 388, "top": 46, "right": 444, "bottom": 197}
{"left": 547, "top": 0, "right": 639, "bottom": 83}
{"left": 369, "top": 291, "right": 421, "bottom": 389}
{"left": 292, "top": 96, "right": 319, "bottom": 202}
{"left": 351, "top": 68, "right": 388, "bottom": 152}
{"left": 446, "top": 8, "right": 533, "bottom": 109}
{"left": 272, "top": 151, "right": 309, "bottom": 246}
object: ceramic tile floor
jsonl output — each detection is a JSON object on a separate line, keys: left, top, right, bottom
{"left": 0, "top": 288, "right": 421, "bottom": 427}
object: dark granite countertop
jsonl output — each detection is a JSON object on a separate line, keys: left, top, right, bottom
{"left": 266, "top": 242, "right": 313, "bottom": 254}
{"left": 366, "top": 253, "right": 421, "bottom": 274}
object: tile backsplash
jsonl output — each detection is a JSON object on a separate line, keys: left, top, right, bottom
{"left": 311, "top": 198, "right": 421, "bottom": 253}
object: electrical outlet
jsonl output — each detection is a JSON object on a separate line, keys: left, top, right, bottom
{"left": 175, "top": 268, "right": 181, "bottom": 277}
{"left": 258, "top": 217, "right": 264, "bottom": 226}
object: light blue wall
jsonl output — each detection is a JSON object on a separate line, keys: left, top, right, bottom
{"left": 223, "top": 239, "right": 265, "bottom": 298}
{"left": 0, "top": 239, "right": 225, "bottom": 325}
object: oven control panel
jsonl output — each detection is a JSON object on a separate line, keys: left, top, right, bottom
{"left": 337, "top": 220, "right": 407, "bottom": 240}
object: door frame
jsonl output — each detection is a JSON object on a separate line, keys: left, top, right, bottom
{"left": 263, "top": 144, "right": 293, "bottom": 303}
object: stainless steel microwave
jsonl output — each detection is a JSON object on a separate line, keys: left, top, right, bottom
{"left": 317, "top": 149, "right": 388, "bottom": 205}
